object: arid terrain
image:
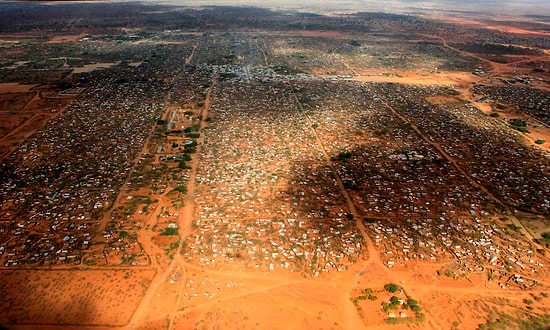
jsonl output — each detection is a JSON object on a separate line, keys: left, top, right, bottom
{"left": 0, "top": 2, "right": 549, "bottom": 330}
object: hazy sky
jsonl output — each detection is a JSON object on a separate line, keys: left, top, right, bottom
{"left": 145, "top": 0, "right": 550, "bottom": 16}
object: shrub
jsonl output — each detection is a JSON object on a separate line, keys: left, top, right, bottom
{"left": 513, "top": 126, "right": 529, "bottom": 133}
{"left": 510, "top": 118, "right": 529, "bottom": 132}
{"left": 331, "top": 151, "right": 352, "bottom": 161}
{"left": 184, "top": 124, "right": 200, "bottom": 133}
{"left": 384, "top": 283, "right": 400, "bottom": 293}
{"left": 160, "top": 227, "right": 178, "bottom": 236}
{"left": 170, "top": 185, "right": 187, "bottom": 194}
{"left": 186, "top": 133, "right": 200, "bottom": 138}
{"left": 178, "top": 161, "right": 191, "bottom": 169}
{"left": 507, "top": 223, "right": 522, "bottom": 231}
{"left": 169, "top": 241, "right": 180, "bottom": 250}
{"left": 411, "top": 304, "right": 422, "bottom": 312}
{"left": 536, "top": 233, "right": 550, "bottom": 247}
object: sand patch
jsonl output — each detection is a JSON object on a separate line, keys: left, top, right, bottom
{"left": 0, "top": 269, "right": 155, "bottom": 326}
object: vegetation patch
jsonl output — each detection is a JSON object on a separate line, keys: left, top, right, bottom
{"left": 160, "top": 227, "right": 179, "bottom": 236}
{"left": 509, "top": 118, "right": 529, "bottom": 133}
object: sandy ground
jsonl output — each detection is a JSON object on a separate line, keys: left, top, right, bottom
{"left": 0, "top": 83, "right": 37, "bottom": 93}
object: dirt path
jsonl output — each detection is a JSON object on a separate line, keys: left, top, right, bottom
{"left": 260, "top": 39, "right": 270, "bottom": 66}
{"left": 102, "top": 42, "right": 203, "bottom": 255}
{"left": 129, "top": 63, "right": 219, "bottom": 330}
{"left": 185, "top": 44, "right": 198, "bottom": 65}
{"left": 164, "top": 69, "right": 218, "bottom": 330}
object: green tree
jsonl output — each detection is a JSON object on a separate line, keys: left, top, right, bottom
{"left": 384, "top": 283, "right": 400, "bottom": 293}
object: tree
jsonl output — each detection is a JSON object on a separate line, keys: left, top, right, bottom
{"left": 384, "top": 283, "right": 400, "bottom": 293}
{"left": 160, "top": 227, "right": 178, "bottom": 236}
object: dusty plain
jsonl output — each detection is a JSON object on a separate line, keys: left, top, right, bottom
{"left": 0, "top": 2, "right": 549, "bottom": 330}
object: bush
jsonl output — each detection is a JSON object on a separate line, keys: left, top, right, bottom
{"left": 411, "top": 304, "right": 422, "bottom": 312}
{"left": 510, "top": 118, "right": 527, "bottom": 127}
{"left": 536, "top": 233, "right": 550, "bottom": 247}
{"left": 507, "top": 223, "right": 522, "bottom": 231}
{"left": 384, "top": 283, "right": 400, "bottom": 293}
{"left": 510, "top": 118, "right": 529, "bottom": 133}
{"left": 513, "top": 126, "right": 529, "bottom": 133}
{"left": 331, "top": 151, "right": 352, "bottom": 161}
{"left": 178, "top": 161, "right": 191, "bottom": 169}
{"left": 447, "top": 88, "right": 460, "bottom": 96}
{"left": 169, "top": 241, "right": 180, "bottom": 250}
{"left": 187, "top": 132, "right": 200, "bottom": 138}
{"left": 170, "top": 185, "right": 187, "bottom": 194}
{"left": 160, "top": 227, "right": 178, "bottom": 236}
{"left": 535, "top": 139, "right": 545, "bottom": 144}
{"left": 184, "top": 124, "right": 200, "bottom": 133}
